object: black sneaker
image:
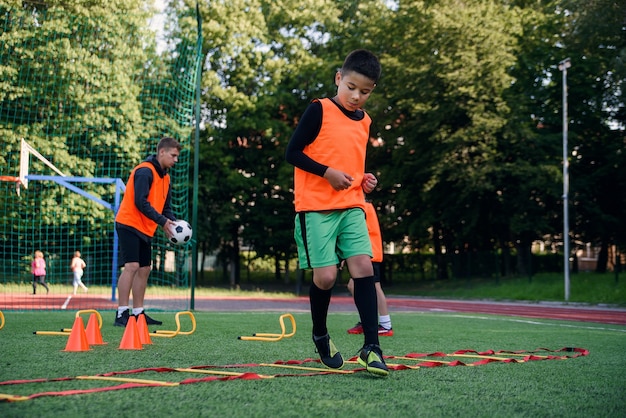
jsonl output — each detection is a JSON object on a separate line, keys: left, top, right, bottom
{"left": 358, "top": 344, "right": 389, "bottom": 377}
{"left": 141, "top": 311, "right": 162, "bottom": 325}
{"left": 313, "top": 334, "right": 344, "bottom": 369}
{"left": 114, "top": 309, "right": 130, "bottom": 327}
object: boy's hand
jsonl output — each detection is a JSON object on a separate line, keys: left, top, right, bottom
{"left": 362, "top": 172, "right": 378, "bottom": 193}
{"left": 163, "top": 219, "right": 176, "bottom": 239}
{"left": 324, "top": 167, "right": 354, "bottom": 191}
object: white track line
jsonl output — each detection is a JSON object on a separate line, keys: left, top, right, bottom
{"left": 446, "top": 313, "right": 626, "bottom": 333}
{"left": 61, "top": 295, "right": 72, "bottom": 310}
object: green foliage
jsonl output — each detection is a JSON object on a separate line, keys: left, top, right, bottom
{"left": 0, "top": 2, "right": 201, "bottom": 289}
{"left": 1, "top": 0, "right": 624, "bottom": 290}
{"left": 385, "top": 271, "right": 626, "bottom": 306}
{"left": 186, "top": 0, "right": 625, "bottom": 284}
{"left": 177, "top": 0, "right": 344, "bottom": 284}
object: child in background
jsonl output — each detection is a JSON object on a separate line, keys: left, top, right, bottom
{"left": 71, "top": 251, "right": 88, "bottom": 295}
{"left": 31, "top": 250, "right": 49, "bottom": 295}
{"left": 347, "top": 201, "right": 393, "bottom": 336}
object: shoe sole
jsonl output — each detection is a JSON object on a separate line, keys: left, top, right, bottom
{"left": 321, "top": 359, "right": 344, "bottom": 370}
{"left": 358, "top": 352, "right": 389, "bottom": 377}
{"left": 366, "top": 365, "right": 389, "bottom": 377}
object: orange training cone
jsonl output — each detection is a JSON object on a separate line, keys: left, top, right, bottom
{"left": 118, "top": 315, "right": 143, "bottom": 350}
{"left": 85, "top": 313, "right": 106, "bottom": 345}
{"left": 136, "top": 313, "right": 153, "bottom": 345}
{"left": 63, "top": 316, "right": 90, "bottom": 352}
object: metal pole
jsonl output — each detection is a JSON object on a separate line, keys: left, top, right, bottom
{"left": 558, "top": 58, "right": 571, "bottom": 301}
{"left": 190, "top": 1, "right": 203, "bottom": 310}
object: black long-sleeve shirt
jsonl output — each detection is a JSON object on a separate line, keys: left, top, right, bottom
{"left": 285, "top": 98, "right": 370, "bottom": 177}
{"left": 116, "top": 155, "right": 175, "bottom": 242}
{"left": 132, "top": 154, "right": 175, "bottom": 226}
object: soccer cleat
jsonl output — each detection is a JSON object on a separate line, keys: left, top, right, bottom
{"left": 357, "top": 344, "right": 389, "bottom": 377}
{"left": 313, "top": 334, "right": 344, "bottom": 369}
{"left": 378, "top": 325, "right": 394, "bottom": 337}
{"left": 114, "top": 309, "right": 130, "bottom": 327}
{"left": 347, "top": 322, "right": 363, "bottom": 334}
{"left": 141, "top": 312, "right": 163, "bottom": 326}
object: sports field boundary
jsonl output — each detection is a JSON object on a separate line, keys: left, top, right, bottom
{"left": 2, "top": 292, "right": 625, "bottom": 325}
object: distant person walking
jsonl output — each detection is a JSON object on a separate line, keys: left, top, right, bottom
{"left": 71, "top": 251, "right": 88, "bottom": 295}
{"left": 31, "top": 250, "right": 49, "bottom": 295}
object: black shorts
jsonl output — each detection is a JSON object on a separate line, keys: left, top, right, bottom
{"left": 340, "top": 261, "right": 382, "bottom": 282}
{"left": 373, "top": 262, "right": 381, "bottom": 283}
{"left": 116, "top": 227, "right": 152, "bottom": 268}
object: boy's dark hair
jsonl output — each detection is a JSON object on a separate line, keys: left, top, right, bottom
{"left": 341, "top": 49, "right": 381, "bottom": 83}
{"left": 157, "top": 136, "right": 181, "bottom": 152}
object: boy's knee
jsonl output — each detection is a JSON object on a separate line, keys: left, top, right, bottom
{"left": 313, "top": 270, "right": 337, "bottom": 290}
{"left": 315, "top": 277, "right": 335, "bottom": 290}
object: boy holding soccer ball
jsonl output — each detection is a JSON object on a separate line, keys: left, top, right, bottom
{"left": 285, "top": 49, "right": 388, "bottom": 377}
{"left": 114, "top": 137, "right": 181, "bottom": 327}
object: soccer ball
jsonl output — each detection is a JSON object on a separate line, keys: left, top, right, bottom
{"left": 169, "top": 220, "right": 192, "bottom": 245}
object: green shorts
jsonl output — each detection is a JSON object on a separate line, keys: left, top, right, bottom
{"left": 294, "top": 208, "right": 372, "bottom": 269}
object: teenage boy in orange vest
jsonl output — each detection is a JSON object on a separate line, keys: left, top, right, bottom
{"left": 114, "top": 137, "right": 180, "bottom": 327}
{"left": 285, "top": 49, "right": 388, "bottom": 377}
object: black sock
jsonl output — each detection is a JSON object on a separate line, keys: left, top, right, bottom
{"left": 353, "top": 275, "right": 379, "bottom": 346}
{"left": 310, "top": 282, "right": 332, "bottom": 337}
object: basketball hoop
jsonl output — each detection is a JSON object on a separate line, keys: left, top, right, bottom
{"left": 0, "top": 176, "right": 22, "bottom": 196}
{"left": 1, "top": 138, "right": 70, "bottom": 197}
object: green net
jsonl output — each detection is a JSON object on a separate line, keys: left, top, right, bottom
{"left": 0, "top": 5, "right": 202, "bottom": 311}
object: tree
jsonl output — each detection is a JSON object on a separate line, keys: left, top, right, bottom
{"left": 165, "top": 0, "right": 625, "bottom": 285}
{"left": 555, "top": 0, "right": 626, "bottom": 271}
{"left": 173, "top": 0, "right": 340, "bottom": 285}
{"left": 359, "top": 1, "right": 529, "bottom": 277}
{"left": 0, "top": 0, "right": 157, "bottom": 275}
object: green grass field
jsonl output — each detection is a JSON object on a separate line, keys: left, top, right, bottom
{"left": 383, "top": 271, "right": 626, "bottom": 306}
{"left": 1, "top": 310, "right": 624, "bottom": 417}
{"left": 199, "top": 271, "right": 626, "bottom": 306}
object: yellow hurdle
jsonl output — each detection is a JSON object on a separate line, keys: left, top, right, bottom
{"left": 37, "top": 309, "right": 103, "bottom": 336}
{"left": 33, "top": 331, "right": 72, "bottom": 336}
{"left": 149, "top": 311, "right": 196, "bottom": 338}
{"left": 0, "top": 310, "right": 4, "bottom": 330}
{"left": 238, "top": 313, "right": 296, "bottom": 342}
{"left": 76, "top": 309, "right": 102, "bottom": 328}
{"left": 61, "top": 309, "right": 103, "bottom": 332}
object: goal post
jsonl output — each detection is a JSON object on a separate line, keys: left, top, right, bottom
{"left": 15, "top": 138, "right": 128, "bottom": 302}
{"left": 26, "top": 174, "right": 126, "bottom": 302}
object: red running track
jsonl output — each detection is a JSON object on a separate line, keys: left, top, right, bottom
{"left": 2, "top": 293, "right": 625, "bottom": 325}
{"left": 189, "top": 295, "right": 626, "bottom": 326}
{"left": 385, "top": 297, "right": 626, "bottom": 326}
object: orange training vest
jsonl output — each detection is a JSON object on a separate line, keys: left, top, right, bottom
{"left": 115, "top": 162, "right": 170, "bottom": 237}
{"left": 364, "top": 201, "right": 383, "bottom": 262}
{"left": 294, "top": 98, "right": 370, "bottom": 212}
